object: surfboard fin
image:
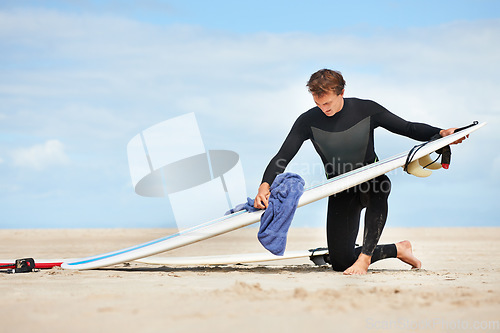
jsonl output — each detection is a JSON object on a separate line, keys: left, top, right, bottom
{"left": 418, "top": 154, "right": 442, "bottom": 170}
{"left": 406, "top": 153, "right": 446, "bottom": 177}
{"left": 309, "top": 247, "right": 330, "bottom": 266}
{"left": 406, "top": 160, "right": 432, "bottom": 177}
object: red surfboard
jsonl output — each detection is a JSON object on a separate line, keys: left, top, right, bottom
{"left": 0, "top": 259, "right": 64, "bottom": 270}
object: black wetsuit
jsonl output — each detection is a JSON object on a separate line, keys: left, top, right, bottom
{"left": 262, "top": 98, "right": 441, "bottom": 271}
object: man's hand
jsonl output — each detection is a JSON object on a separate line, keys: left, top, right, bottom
{"left": 439, "top": 128, "right": 468, "bottom": 145}
{"left": 254, "top": 182, "right": 270, "bottom": 209}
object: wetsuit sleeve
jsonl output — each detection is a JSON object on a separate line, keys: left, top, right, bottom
{"left": 373, "top": 103, "right": 441, "bottom": 141}
{"left": 261, "top": 116, "right": 308, "bottom": 185}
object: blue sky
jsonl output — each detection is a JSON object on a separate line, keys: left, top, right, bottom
{"left": 0, "top": 0, "right": 499, "bottom": 229}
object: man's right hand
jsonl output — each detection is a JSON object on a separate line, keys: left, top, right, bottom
{"left": 254, "top": 182, "right": 271, "bottom": 209}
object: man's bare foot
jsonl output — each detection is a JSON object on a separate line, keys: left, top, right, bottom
{"left": 396, "top": 240, "right": 422, "bottom": 269}
{"left": 343, "top": 253, "right": 371, "bottom": 275}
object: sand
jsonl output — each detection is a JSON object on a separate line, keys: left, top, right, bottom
{"left": 1, "top": 227, "right": 499, "bottom": 333}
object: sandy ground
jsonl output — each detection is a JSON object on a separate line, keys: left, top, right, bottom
{"left": 1, "top": 227, "right": 499, "bottom": 333}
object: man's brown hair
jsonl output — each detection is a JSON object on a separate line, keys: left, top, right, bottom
{"left": 306, "top": 69, "right": 346, "bottom": 97}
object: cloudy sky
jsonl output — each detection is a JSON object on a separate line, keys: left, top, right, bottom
{"left": 1, "top": 0, "right": 499, "bottom": 229}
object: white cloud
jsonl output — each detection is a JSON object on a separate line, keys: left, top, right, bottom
{"left": 11, "top": 139, "right": 70, "bottom": 170}
{"left": 2, "top": 11, "right": 497, "bottom": 159}
{"left": 0, "top": 8, "right": 498, "bottom": 227}
{"left": 2, "top": 10, "right": 497, "bottom": 172}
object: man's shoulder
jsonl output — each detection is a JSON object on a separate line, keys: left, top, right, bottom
{"left": 299, "top": 106, "right": 322, "bottom": 119}
{"left": 345, "top": 97, "right": 378, "bottom": 105}
{"left": 289, "top": 107, "right": 323, "bottom": 130}
{"left": 345, "top": 97, "right": 386, "bottom": 113}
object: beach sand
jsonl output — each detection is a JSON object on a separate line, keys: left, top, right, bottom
{"left": 1, "top": 227, "right": 499, "bottom": 332}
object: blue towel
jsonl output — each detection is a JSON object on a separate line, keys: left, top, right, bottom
{"left": 225, "top": 197, "right": 259, "bottom": 215}
{"left": 258, "top": 173, "right": 305, "bottom": 255}
{"left": 225, "top": 173, "right": 305, "bottom": 256}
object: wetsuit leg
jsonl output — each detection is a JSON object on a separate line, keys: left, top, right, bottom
{"left": 327, "top": 175, "right": 397, "bottom": 272}
{"left": 359, "top": 175, "right": 393, "bottom": 257}
{"left": 326, "top": 189, "right": 363, "bottom": 272}
{"left": 354, "top": 244, "right": 397, "bottom": 264}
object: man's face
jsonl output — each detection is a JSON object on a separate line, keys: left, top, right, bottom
{"left": 313, "top": 90, "right": 344, "bottom": 117}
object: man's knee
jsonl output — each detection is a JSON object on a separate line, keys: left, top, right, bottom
{"left": 329, "top": 253, "right": 355, "bottom": 272}
{"left": 331, "top": 264, "right": 348, "bottom": 272}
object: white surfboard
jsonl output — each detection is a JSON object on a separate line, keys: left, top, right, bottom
{"left": 62, "top": 122, "right": 485, "bottom": 270}
{"left": 135, "top": 249, "right": 329, "bottom": 266}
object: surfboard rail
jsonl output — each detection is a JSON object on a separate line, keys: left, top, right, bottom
{"left": 135, "top": 249, "right": 329, "bottom": 266}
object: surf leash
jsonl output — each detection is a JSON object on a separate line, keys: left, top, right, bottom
{"left": 453, "top": 121, "right": 479, "bottom": 133}
{"left": 0, "top": 258, "right": 36, "bottom": 273}
{"left": 404, "top": 121, "right": 478, "bottom": 173}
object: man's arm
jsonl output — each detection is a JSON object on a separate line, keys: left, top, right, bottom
{"left": 374, "top": 107, "right": 441, "bottom": 141}
{"left": 254, "top": 116, "right": 308, "bottom": 209}
{"left": 371, "top": 101, "right": 466, "bottom": 144}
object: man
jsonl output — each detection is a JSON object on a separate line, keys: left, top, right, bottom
{"left": 253, "top": 69, "right": 465, "bottom": 275}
